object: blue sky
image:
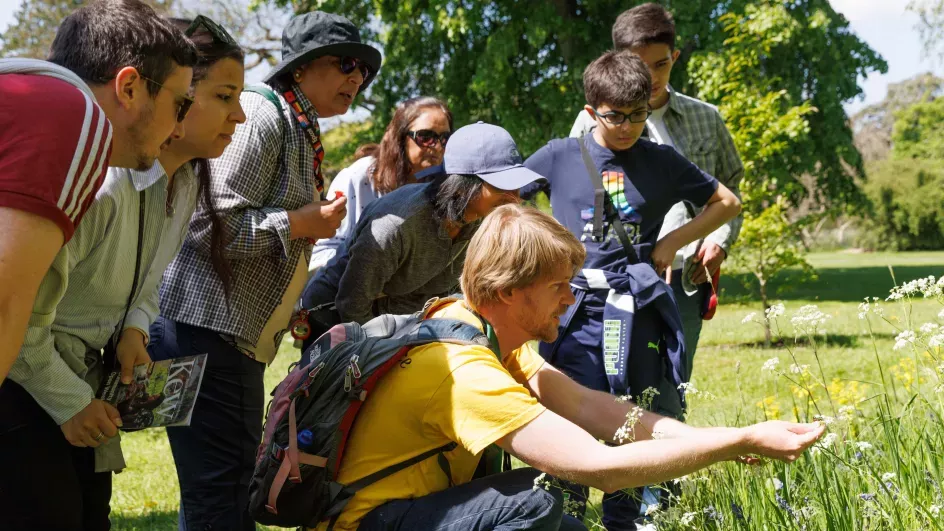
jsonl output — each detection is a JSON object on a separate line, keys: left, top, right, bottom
{"left": 1, "top": 0, "right": 939, "bottom": 115}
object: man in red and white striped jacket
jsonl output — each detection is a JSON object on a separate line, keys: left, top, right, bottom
{"left": 0, "top": 0, "right": 197, "bottom": 389}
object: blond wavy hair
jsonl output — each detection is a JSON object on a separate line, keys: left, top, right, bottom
{"left": 461, "top": 204, "right": 586, "bottom": 310}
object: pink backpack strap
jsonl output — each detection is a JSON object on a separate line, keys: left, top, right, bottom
{"left": 265, "top": 398, "right": 328, "bottom": 515}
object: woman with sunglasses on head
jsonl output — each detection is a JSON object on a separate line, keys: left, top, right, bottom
{"left": 0, "top": 14, "right": 239, "bottom": 529}
{"left": 310, "top": 96, "right": 453, "bottom": 271}
{"left": 151, "top": 12, "right": 380, "bottom": 530}
{"left": 299, "top": 123, "right": 545, "bottom": 350}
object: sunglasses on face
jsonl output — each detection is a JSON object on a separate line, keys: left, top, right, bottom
{"left": 593, "top": 107, "right": 652, "bottom": 125}
{"left": 336, "top": 56, "right": 373, "bottom": 83}
{"left": 407, "top": 129, "right": 451, "bottom": 148}
{"left": 185, "top": 15, "right": 239, "bottom": 47}
{"left": 141, "top": 76, "right": 195, "bottom": 122}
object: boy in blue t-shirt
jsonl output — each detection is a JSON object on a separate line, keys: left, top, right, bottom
{"left": 521, "top": 49, "right": 740, "bottom": 530}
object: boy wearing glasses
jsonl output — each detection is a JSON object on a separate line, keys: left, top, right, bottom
{"left": 522, "top": 49, "right": 740, "bottom": 530}
{"left": 572, "top": 3, "right": 745, "bottom": 394}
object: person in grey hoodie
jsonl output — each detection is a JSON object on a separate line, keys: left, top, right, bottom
{"left": 300, "top": 122, "right": 545, "bottom": 347}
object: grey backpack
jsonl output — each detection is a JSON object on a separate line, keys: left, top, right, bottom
{"left": 248, "top": 297, "right": 491, "bottom": 528}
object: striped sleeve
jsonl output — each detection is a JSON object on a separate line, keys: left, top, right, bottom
{"left": 0, "top": 74, "right": 113, "bottom": 242}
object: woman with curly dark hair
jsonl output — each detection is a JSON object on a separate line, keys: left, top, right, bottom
{"left": 310, "top": 96, "right": 453, "bottom": 269}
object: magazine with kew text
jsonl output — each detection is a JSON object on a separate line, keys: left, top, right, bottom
{"left": 98, "top": 353, "right": 208, "bottom": 430}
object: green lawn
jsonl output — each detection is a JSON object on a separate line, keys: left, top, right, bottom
{"left": 111, "top": 251, "right": 944, "bottom": 530}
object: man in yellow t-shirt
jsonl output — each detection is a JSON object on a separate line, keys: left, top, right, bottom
{"left": 326, "top": 204, "right": 825, "bottom": 531}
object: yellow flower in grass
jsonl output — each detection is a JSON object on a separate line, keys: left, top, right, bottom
{"left": 827, "top": 378, "right": 869, "bottom": 406}
{"left": 757, "top": 395, "right": 781, "bottom": 419}
{"left": 792, "top": 385, "right": 812, "bottom": 400}
{"left": 889, "top": 357, "right": 926, "bottom": 392}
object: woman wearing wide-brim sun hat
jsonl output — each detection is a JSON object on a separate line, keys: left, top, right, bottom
{"left": 149, "top": 11, "right": 381, "bottom": 531}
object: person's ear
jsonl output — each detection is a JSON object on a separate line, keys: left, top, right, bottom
{"left": 114, "top": 66, "right": 142, "bottom": 110}
{"left": 671, "top": 49, "right": 681, "bottom": 64}
{"left": 584, "top": 104, "right": 596, "bottom": 118}
{"left": 496, "top": 287, "right": 518, "bottom": 306}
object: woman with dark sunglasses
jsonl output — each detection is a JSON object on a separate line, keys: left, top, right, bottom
{"left": 149, "top": 12, "right": 380, "bottom": 531}
{"left": 310, "top": 96, "right": 453, "bottom": 271}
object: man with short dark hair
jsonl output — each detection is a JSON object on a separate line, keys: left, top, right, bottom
{"left": 571, "top": 3, "right": 745, "bottom": 379}
{"left": 0, "top": 1, "right": 197, "bottom": 528}
{"left": 0, "top": 0, "right": 197, "bottom": 387}
{"left": 524, "top": 48, "right": 741, "bottom": 530}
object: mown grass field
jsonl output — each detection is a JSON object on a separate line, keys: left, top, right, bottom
{"left": 110, "top": 251, "right": 944, "bottom": 530}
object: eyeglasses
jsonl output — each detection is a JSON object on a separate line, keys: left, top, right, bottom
{"left": 141, "top": 76, "right": 195, "bottom": 122}
{"left": 337, "top": 56, "right": 373, "bottom": 83}
{"left": 592, "top": 107, "right": 652, "bottom": 125}
{"left": 407, "top": 129, "right": 451, "bottom": 148}
{"left": 185, "top": 15, "right": 238, "bottom": 47}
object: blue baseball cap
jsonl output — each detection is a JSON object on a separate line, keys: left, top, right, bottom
{"left": 441, "top": 122, "right": 544, "bottom": 190}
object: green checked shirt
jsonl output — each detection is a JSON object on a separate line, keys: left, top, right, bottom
{"left": 570, "top": 85, "right": 744, "bottom": 275}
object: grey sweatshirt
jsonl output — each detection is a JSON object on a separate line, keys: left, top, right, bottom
{"left": 303, "top": 183, "right": 479, "bottom": 323}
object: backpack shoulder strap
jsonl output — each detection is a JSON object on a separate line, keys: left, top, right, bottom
{"left": 244, "top": 85, "right": 289, "bottom": 133}
{"left": 578, "top": 135, "right": 642, "bottom": 264}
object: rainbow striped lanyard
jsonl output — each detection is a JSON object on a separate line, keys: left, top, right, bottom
{"left": 282, "top": 84, "right": 325, "bottom": 200}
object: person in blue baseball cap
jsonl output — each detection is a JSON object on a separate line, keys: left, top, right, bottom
{"left": 298, "top": 122, "right": 545, "bottom": 347}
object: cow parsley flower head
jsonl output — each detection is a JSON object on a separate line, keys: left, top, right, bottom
{"left": 791, "top": 305, "right": 831, "bottom": 334}
{"left": 893, "top": 330, "right": 916, "bottom": 351}
{"left": 742, "top": 312, "right": 758, "bottom": 324}
{"left": 762, "top": 357, "right": 781, "bottom": 373}
{"left": 766, "top": 303, "right": 786, "bottom": 320}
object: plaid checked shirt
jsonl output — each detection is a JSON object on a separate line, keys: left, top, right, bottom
{"left": 159, "top": 88, "right": 320, "bottom": 346}
{"left": 571, "top": 85, "right": 744, "bottom": 265}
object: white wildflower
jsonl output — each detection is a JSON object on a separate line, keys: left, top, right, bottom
{"left": 813, "top": 414, "right": 836, "bottom": 425}
{"left": 532, "top": 472, "right": 551, "bottom": 491}
{"left": 811, "top": 432, "right": 838, "bottom": 455}
{"left": 881, "top": 472, "right": 896, "bottom": 482}
{"left": 791, "top": 304, "right": 831, "bottom": 334}
{"left": 644, "top": 503, "right": 661, "bottom": 516}
{"left": 768, "top": 477, "right": 784, "bottom": 491}
{"left": 893, "top": 330, "right": 916, "bottom": 351}
{"left": 930, "top": 505, "right": 941, "bottom": 517}
{"left": 938, "top": 308, "right": 944, "bottom": 321}
{"left": 919, "top": 322, "right": 939, "bottom": 335}
{"left": 762, "top": 357, "right": 781, "bottom": 373}
{"left": 673, "top": 475, "right": 692, "bottom": 485}
{"left": 790, "top": 363, "right": 810, "bottom": 375}
{"left": 742, "top": 312, "right": 758, "bottom": 324}
{"left": 678, "top": 382, "right": 716, "bottom": 400}
{"left": 766, "top": 303, "right": 785, "bottom": 320}
{"left": 857, "top": 300, "right": 869, "bottom": 320}
{"left": 680, "top": 511, "right": 698, "bottom": 525}
{"left": 930, "top": 333, "right": 944, "bottom": 348}
{"left": 856, "top": 441, "right": 873, "bottom": 451}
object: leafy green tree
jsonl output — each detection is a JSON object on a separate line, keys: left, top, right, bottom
{"left": 851, "top": 73, "right": 943, "bottom": 162}
{"left": 268, "top": 0, "right": 884, "bottom": 216}
{"left": 729, "top": 201, "right": 816, "bottom": 346}
{"left": 892, "top": 96, "right": 944, "bottom": 161}
{"left": 859, "top": 159, "right": 944, "bottom": 252}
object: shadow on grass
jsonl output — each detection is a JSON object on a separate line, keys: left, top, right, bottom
{"left": 711, "top": 332, "right": 897, "bottom": 350}
{"left": 720, "top": 265, "right": 943, "bottom": 303}
{"left": 111, "top": 512, "right": 178, "bottom": 531}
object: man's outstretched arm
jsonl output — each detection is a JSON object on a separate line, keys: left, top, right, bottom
{"left": 0, "top": 208, "right": 65, "bottom": 384}
{"left": 498, "top": 407, "right": 823, "bottom": 494}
